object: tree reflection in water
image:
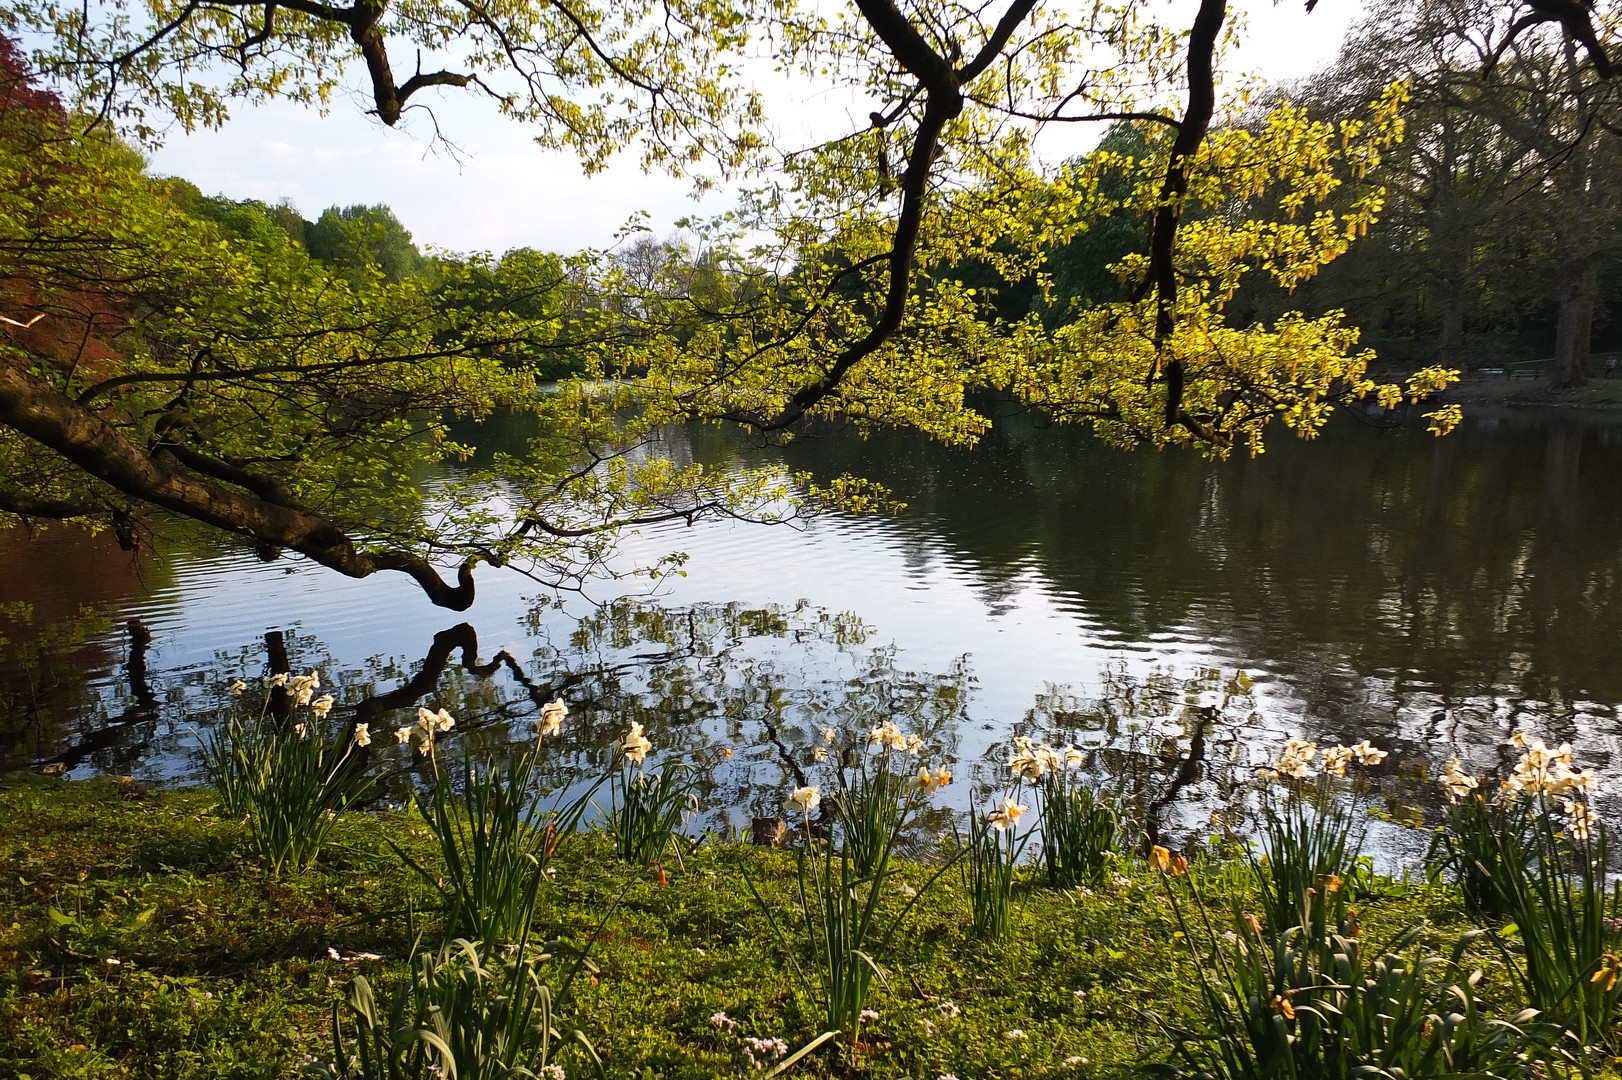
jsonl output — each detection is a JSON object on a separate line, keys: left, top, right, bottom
{"left": 20, "top": 597, "right": 1362, "bottom": 847}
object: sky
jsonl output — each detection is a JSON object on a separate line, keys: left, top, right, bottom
{"left": 146, "top": 0, "right": 1363, "bottom": 257}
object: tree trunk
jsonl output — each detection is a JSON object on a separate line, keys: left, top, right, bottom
{"left": 1550, "top": 261, "right": 1596, "bottom": 389}
{"left": 1438, "top": 287, "right": 1466, "bottom": 369}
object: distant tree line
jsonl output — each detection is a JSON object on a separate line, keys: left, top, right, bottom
{"left": 1229, "top": 0, "right": 1622, "bottom": 386}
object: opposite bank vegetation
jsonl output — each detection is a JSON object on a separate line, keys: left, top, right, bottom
{"left": 1, "top": 687, "right": 1618, "bottom": 1080}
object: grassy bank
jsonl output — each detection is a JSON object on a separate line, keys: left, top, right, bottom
{"left": 0, "top": 773, "right": 1514, "bottom": 1080}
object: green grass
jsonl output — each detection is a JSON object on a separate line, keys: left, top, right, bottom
{"left": 0, "top": 775, "right": 1556, "bottom": 1079}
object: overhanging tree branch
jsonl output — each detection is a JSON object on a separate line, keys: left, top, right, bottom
{"left": 0, "top": 359, "right": 481, "bottom": 608}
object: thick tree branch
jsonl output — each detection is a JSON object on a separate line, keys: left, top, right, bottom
{"left": 1134, "top": 0, "right": 1226, "bottom": 428}
{"left": 740, "top": 0, "right": 1036, "bottom": 432}
{"left": 0, "top": 360, "right": 479, "bottom": 608}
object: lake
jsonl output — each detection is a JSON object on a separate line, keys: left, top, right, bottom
{"left": 4, "top": 402, "right": 1619, "bottom": 848}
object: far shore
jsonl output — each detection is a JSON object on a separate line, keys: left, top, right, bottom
{"left": 1437, "top": 369, "right": 1622, "bottom": 410}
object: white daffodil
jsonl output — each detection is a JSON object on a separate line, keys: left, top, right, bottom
{"left": 265, "top": 673, "right": 290, "bottom": 688}
{"left": 812, "top": 746, "right": 829, "bottom": 763}
{"left": 1564, "top": 799, "right": 1595, "bottom": 841}
{"left": 1440, "top": 757, "right": 1479, "bottom": 802}
{"left": 229, "top": 679, "right": 247, "bottom": 695}
{"left": 905, "top": 733, "right": 925, "bottom": 756}
{"left": 293, "top": 722, "right": 310, "bottom": 739}
{"left": 619, "top": 722, "right": 652, "bottom": 765}
{"left": 787, "top": 785, "right": 821, "bottom": 814}
{"left": 1349, "top": 740, "right": 1388, "bottom": 766}
{"left": 933, "top": 766, "right": 952, "bottom": 786}
{"left": 1064, "top": 744, "right": 1085, "bottom": 769}
{"left": 538, "top": 698, "right": 567, "bottom": 737}
{"left": 352, "top": 723, "right": 371, "bottom": 747}
{"left": 821, "top": 726, "right": 838, "bottom": 745}
{"left": 433, "top": 708, "right": 456, "bottom": 733}
{"left": 311, "top": 693, "right": 335, "bottom": 719}
{"left": 1319, "top": 745, "right": 1354, "bottom": 778}
{"left": 395, "top": 725, "right": 413, "bottom": 745}
{"left": 987, "top": 797, "right": 1028, "bottom": 831}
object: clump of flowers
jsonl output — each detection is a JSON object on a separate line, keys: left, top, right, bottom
{"left": 1256, "top": 736, "right": 1387, "bottom": 782}
{"left": 1439, "top": 734, "right": 1595, "bottom": 813}
{"left": 741, "top": 1036, "right": 788, "bottom": 1070}
{"left": 866, "top": 721, "right": 913, "bottom": 754}
{"left": 392, "top": 706, "right": 456, "bottom": 755}
{"left": 291, "top": 672, "right": 321, "bottom": 706}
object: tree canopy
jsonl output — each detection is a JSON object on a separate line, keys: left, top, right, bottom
{"left": 0, "top": 1, "right": 1615, "bottom": 606}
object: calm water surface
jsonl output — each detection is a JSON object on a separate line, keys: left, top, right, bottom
{"left": 4, "top": 404, "right": 1620, "bottom": 845}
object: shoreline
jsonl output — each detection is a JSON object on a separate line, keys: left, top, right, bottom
{"left": 1437, "top": 374, "right": 1622, "bottom": 411}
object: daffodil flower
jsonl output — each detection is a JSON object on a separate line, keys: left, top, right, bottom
{"left": 352, "top": 723, "right": 371, "bottom": 747}
{"left": 538, "top": 698, "right": 567, "bottom": 737}
{"left": 618, "top": 722, "right": 652, "bottom": 765}
{"left": 787, "top": 785, "right": 820, "bottom": 814}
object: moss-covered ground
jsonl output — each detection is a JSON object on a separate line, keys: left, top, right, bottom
{"left": 0, "top": 775, "right": 1518, "bottom": 1079}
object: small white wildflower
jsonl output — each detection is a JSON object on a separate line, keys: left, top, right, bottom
{"left": 710, "top": 1011, "right": 738, "bottom": 1030}
{"left": 1064, "top": 1056, "right": 1088, "bottom": 1067}
{"left": 541, "top": 1066, "right": 566, "bottom": 1080}
{"left": 1005, "top": 1028, "right": 1028, "bottom": 1040}
{"left": 938, "top": 1000, "right": 961, "bottom": 1019}
{"left": 859, "top": 1009, "right": 879, "bottom": 1022}
{"left": 1074, "top": 989, "right": 1087, "bottom": 1000}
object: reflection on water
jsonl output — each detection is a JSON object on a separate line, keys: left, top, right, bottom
{"left": 3, "top": 404, "right": 1621, "bottom": 836}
